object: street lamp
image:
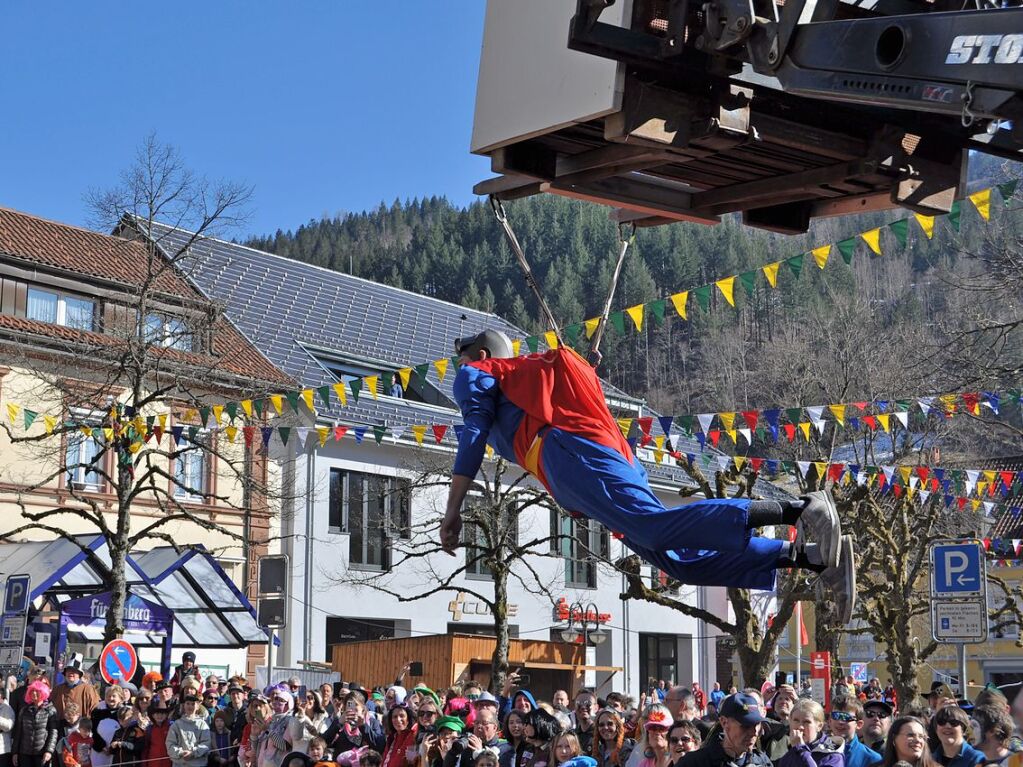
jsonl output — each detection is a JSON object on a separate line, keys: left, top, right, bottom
{"left": 560, "top": 601, "right": 606, "bottom": 646}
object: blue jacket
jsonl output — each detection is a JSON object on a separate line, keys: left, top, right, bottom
{"left": 498, "top": 689, "right": 538, "bottom": 719}
{"left": 933, "top": 742, "right": 985, "bottom": 767}
{"left": 842, "top": 736, "right": 881, "bottom": 767}
{"left": 778, "top": 736, "right": 845, "bottom": 767}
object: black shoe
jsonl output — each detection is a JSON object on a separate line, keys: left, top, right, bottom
{"left": 817, "top": 535, "right": 856, "bottom": 624}
{"left": 796, "top": 491, "right": 841, "bottom": 569}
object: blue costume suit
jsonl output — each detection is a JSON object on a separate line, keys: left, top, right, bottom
{"left": 453, "top": 363, "right": 785, "bottom": 590}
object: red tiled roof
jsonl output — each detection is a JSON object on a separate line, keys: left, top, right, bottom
{"left": 0, "top": 207, "right": 293, "bottom": 389}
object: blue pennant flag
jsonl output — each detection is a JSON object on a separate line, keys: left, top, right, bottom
{"left": 766, "top": 459, "right": 779, "bottom": 475}
{"left": 260, "top": 427, "right": 273, "bottom": 447}
{"left": 696, "top": 432, "right": 706, "bottom": 450}
{"left": 944, "top": 494, "right": 954, "bottom": 507}
{"left": 983, "top": 391, "right": 1000, "bottom": 415}
{"left": 354, "top": 426, "right": 367, "bottom": 444}
{"left": 934, "top": 467, "right": 945, "bottom": 482}
{"left": 876, "top": 400, "right": 889, "bottom": 412}
{"left": 849, "top": 417, "right": 860, "bottom": 431}
{"left": 171, "top": 425, "right": 184, "bottom": 446}
{"left": 658, "top": 415, "right": 674, "bottom": 435}
{"left": 686, "top": 453, "right": 696, "bottom": 466}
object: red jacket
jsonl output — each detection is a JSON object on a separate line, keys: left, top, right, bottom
{"left": 142, "top": 720, "right": 171, "bottom": 767}
{"left": 381, "top": 725, "right": 418, "bottom": 767}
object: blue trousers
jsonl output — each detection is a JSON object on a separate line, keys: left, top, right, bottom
{"left": 540, "top": 428, "right": 783, "bottom": 590}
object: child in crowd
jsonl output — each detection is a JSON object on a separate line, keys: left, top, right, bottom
{"left": 59, "top": 703, "right": 83, "bottom": 741}
{"left": 361, "top": 750, "right": 384, "bottom": 767}
{"left": 109, "top": 705, "right": 145, "bottom": 767}
{"left": 142, "top": 701, "right": 171, "bottom": 767}
{"left": 308, "top": 737, "right": 332, "bottom": 767}
{"left": 779, "top": 700, "right": 844, "bottom": 767}
{"left": 63, "top": 717, "right": 93, "bottom": 767}
{"left": 209, "top": 711, "right": 233, "bottom": 767}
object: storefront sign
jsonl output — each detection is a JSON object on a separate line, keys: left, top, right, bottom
{"left": 61, "top": 591, "right": 173, "bottom": 636}
{"left": 554, "top": 597, "right": 611, "bottom": 624}
{"left": 448, "top": 592, "right": 518, "bottom": 621}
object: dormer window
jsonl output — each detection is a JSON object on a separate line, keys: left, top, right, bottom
{"left": 27, "top": 287, "right": 96, "bottom": 331}
{"left": 144, "top": 313, "right": 193, "bottom": 351}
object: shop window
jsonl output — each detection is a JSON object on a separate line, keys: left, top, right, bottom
{"left": 639, "top": 633, "right": 678, "bottom": 689}
{"left": 551, "top": 510, "right": 609, "bottom": 589}
{"left": 328, "top": 468, "right": 411, "bottom": 570}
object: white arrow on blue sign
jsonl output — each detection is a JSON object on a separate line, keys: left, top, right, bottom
{"left": 931, "top": 541, "right": 985, "bottom": 598}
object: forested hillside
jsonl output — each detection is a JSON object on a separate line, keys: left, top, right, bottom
{"left": 247, "top": 155, "right": 1022, "bottom": 462}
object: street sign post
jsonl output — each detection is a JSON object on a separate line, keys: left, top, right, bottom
{"left": 930, "top": 540, "right": 987, "bottom": 697}
{"left": 0, "top": 574, "right": 31, "bottom": 677}
{"left": 99, "top": 639, "right": 138, "bottom": 685}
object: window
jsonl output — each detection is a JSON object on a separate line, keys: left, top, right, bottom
{"left": 27, "top": 287, "right": 95, "bottom": 331}
{"left": 65, "top": 431, "right": 103, "bottom": 491}
{"left": 990, "top": 580, "right": 1021, "bottom": 640}
{"left": 145, "top": 313, "right": 193, "bottom": 351}
{"left": 174, "top": 434, "right": 208, "bottom": 501}
{"left": 639, "top": 633, "right": 679, "bottom": 689}
{"left": 463, "top": 500, "right": 518, "bottom": 580}
{"left": 307, "top": 347, "right": 456, "bottom": 409}
{"left": 551, "top": 510, "right": 609, "bottom": 589}
{"left": 328, "top": 469, "right": 411, "bottom": 570}
{"left": 650, "top": 568, "right": 680, "bottom": 596}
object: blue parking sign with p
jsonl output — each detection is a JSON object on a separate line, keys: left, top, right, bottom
{"left": 932, "top": 543, "right": 984, "bottom": 597}
{"left": 4, "top": 575, "right": 31, "bottom": 614}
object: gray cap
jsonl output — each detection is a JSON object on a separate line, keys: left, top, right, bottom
{"left": 473, "top": 691, "right": 498, "bottom": 707}
{"left": 454, "top": 329, "right": 513, "bottom": 360}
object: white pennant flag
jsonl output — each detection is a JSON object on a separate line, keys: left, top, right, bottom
{"left": 894, "top": 411, "right": 909, "bottom": 429}
{"left": 965, "top": 479, "right": 977, "bottom": 497}
{"left": 717, "top": 455, "right": 730, "bottom": 471}
{"left": 909, "top": 476, "right": 919, "bottom": 489}
{"left": 812, "top": 419, "right": 827, "bottom": 436}
{"left": 738, "top": 428, "right": 751, "bottom": 446}
{"left": 919, "top": 490, "right": 930, "bottom": 504}
{"left": 882, "top": 466, "right": 896, "bottom": 483}
{"left": 797, "top": 461, "right": 812, "bottom": 478}
{"left": 983, "top": 394, "right": 1000, "bottom": 415}
{"left": 391, "top": 426, "right": 405, "bottom": 444}
{"left": 806, "top": 405, "right": 825, "bottom": 422}
{"left": 856, "top": 471, "right": 868, "bottom": 486}
{"left": 697, "top": 413, "right": 716, "bottom": 432}
{"left": 918, "top": 397, "right": 934, "bottom": 415}
{"left": 983, "top": 501, "right": 996, "bottom": 515}
{"left": 296, "top": 427, "right": 312, "bottom": 448}
{"left": 1012, "top": 539, "right": 1021, "bottom": 554}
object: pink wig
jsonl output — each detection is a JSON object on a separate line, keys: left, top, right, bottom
{"left": 26, "top": 680, "right": 51, "bottom": 703}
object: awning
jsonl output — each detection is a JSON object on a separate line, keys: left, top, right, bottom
{"left": 0, "top": 534, "right": 269, "bottom": 648}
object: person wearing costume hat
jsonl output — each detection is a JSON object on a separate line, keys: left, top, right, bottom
{"left": 441, "top": 330, "right": 854, "bottom": 616}
{"left": 142, "top": 700, "right": 172, "bottom": 767}
{"left": 421, "top": 717, "right": 465, "bottom": 767}
{"left": 53, "top": 656, "right": 98, "bottom": 724}
{"left": 13, "top": 679, "right": 59, "bottom": 767}
{"left": 169, "top": 655, "right": 201, "bottom": 698}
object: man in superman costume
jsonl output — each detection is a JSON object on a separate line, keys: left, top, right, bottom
{"left": 440, "top": 330, "right": 855, "bottom": 618}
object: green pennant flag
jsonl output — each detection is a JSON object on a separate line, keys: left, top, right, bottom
{"left": 199, "top": 407, "right": 210, "bottom": 427}
{"left": 373, "top": 425, "right": 387, "bottom": 444}
{"left": 253, "top": 399, "right": 264, "bottom": 418}
{"left": 738, "top": 270, "right": 757, "bottom": 296}
{"left": 225, "top": 403, "right": 238, "bottom": 422}
{"left": 948, "top": 200, "right": 962, "bottom": 232}
{"left": 998, "top": 180, "right": 1018, "bottom": 205}
{"left": 836, "top": 238, "right": 857, "bottom": 265}
{"left": 607, "top": 311, "right": 625, "bottom": 335}
{"left": 755, "top": 426, "right": 767, "bottom": 442}
{"left": 279, "top": 427, "right": 290, "bottom": 445}
{"left": 525, "top": 336, "right": 539, "bottom": 353}
{"left": 649, "top": 299, "right": 666, "bottom": 327}
{"left": 349, "top": 379, "right": 362, "bottom": 403}
{"left": 23, "top": 410, "right": 37, "bottom": 429}
{"left": 414, "top": 363, "right": 429, "bottom": 383}
{"left": 188, "top": 426, "right": 199, "bottom": 442}
{"left": 284, "top": 391, "right": 301, "bottom": 412}
{"left": 564, "top": 323, "right": 582, "bottom": 346}
{"left": 693, "top": 284, "right": 712, "bottom": 311}
{"left": 146, "top": 415, "right": 155, "bottom": 430}
{"left": 786, "top": 254, "right": 804, "bottom": 279}
{"left": 888, "top": 220, "right": 909, "bottom": 249}
{"left": 785, "top": 407, "right": 802, "bottom": 423}
{"left": 781, "top": 460, "right": 794, "bottom": 473}
{"left": 317, "top": 386, "right": 332, "bottom": 408}
{"left": 1007, "top": 388, "right": 1021, "bottom": 404}
{"left": 677, "top": 415, "right": 693, "bottom": 433}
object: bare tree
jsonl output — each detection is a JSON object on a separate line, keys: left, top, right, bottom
{"left": 0, "top": 135, "right": 293, "bottom": 641}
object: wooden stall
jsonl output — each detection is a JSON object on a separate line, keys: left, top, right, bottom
{"left": 331, "top": 633, "right": 620, "bottom": 698}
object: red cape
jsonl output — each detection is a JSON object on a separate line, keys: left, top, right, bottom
{"left": 470, "top": 348, "right": 633, "bottom": 488}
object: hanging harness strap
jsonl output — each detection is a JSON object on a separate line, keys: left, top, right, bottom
{"left": 489, "top": 195, "right": 564, "bottom": 348}
{"left": 587, "top": 223, "right": 635, "bottom": 366}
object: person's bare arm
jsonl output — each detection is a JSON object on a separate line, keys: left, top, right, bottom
{"left": 440, "top": 475, "right": 473, "bottom": 555}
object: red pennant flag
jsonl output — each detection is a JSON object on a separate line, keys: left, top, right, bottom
{"left": 850, "top": 401, "right": 868, "bottom": 411}
{"left": 957, "top": 497, "right": 967, "bottom": 511}
{"left": 828, "top": 463, "right": 845, "bottom": 482}
{"left": 334, "top": 425, "right": 349, "bottom": 441}
{"left": 962, "top": 392, "right": 980, "bottom": 415}
{"left": 863, "top": 415, "right": 877, "bottom": 430}
{"left": 612, "top": 531, "right": 625, "bottom": 540}
{"left": 708, "top": 430, "right": 721, "bottom": 447}
{"left": 432, "top": 424, "right": 448, "bottom": 444}
{"left": 153, "top": 426, "right": 164, "bottom": 445}
{"left": 637, "top": 416, "right": 653, "bottom": 436}
{"left": 930, "top": 478, "right": 939, "bottom": 492}
{"left": 783, "top": 424, "right": 796, "bottom": 442}
{"left": 877, "top": 473, "right": 888, "bottom": 490}
{"left": 916, "top": 467, "right": 929, "bottom": 483}
{"left": 983, "top": 538, "right": 992, "bottom": 550}
{"left": 243, "top": 426, "right": 255, "bottom": 447}
{"left": 788, "top": 526, "right": 798, "bottom": 543}
{"left": 1000, "top": 471, "right": 1015, "bottom": 490}
{"left": 741, "top": 410, "right": 759, "bottom": 430}
{"left": 893, "top": 484, "right": 903, "bottom": 498}
{"left": 640, "top": 434, "right": 653, "bottom": 447}
{"left": 750, "top": 457, "right": 764, "bottom": 473}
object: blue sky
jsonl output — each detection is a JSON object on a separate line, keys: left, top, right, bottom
{"left": 0, "top": 3, "right": 490, "bottom": 238}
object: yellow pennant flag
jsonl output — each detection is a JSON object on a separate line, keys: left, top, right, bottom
{"left": 813, "top": 461, "right": 827, "bottom": 480}
{"left": 716, "top": 276, "right": 736, "bottom": 307}
{"left": 411, "top": 424, "right": 427, "bottom": 445}
{"left": 969, "top": 188, "right": 992, "bottom": 221}
{"left": 128, "top": 441, "right": 142, "bottom": 454}
{"left": 544, "top": 330, "right": 559, "bottom": 349}
{"left": 103, "top": 428, "right": 114, "bottom": 442}
{"left": 584, "top": 318, "right": 601, "bottom": 339}
{"left": 212, "top": 404, "right": 224, "bottom": 424}
{"left": 733, "top": 456, "right": 746, "bottom": 472}
{"left": 725, "top": 428, "right": 737, "bottom": 444}
{"left": 158, "top": 413, "right": 168, "bottom": 429}
{"left": 828, "top": 404, "right": 845, "bottom": 426}
{"left": 877, "top": 413, "right": 890, "bottom": 432}
{"left": 398, "top": 368, "right": 412, "bottom": 390}
{"left": 80, "top": 426, "right": 93, "bottom": 438}
{"left": 301, "top": 389, "right": 315, "bottom": 410}
{"left": 939, "top": 393, "right": 957, "bottom": 413}
{"left": 485, "top": 444, "right": 495, "bottom": 459}
{"left": 625, "top": 304, "right": 644, "bottom": 332}
{"left": 811, "top": 245, "right": 831, "bottom": 270}
{"left": 44, "top": 415, "right": 56, "bottom": 434}
{"left": 6, "top": 403, "right": 19, "bottom": 425}
{"left": 434, "top": 358, "right": 449, "bottom": 383}
{"left": 907, "top": 485, "right": 916, "bottom": 499}
{"left": 899, "top": 466, "right": 912, "bottom": 486}
{"left": 225, "top": 425, "right": 238, "bottom": 443}
{"left": 977, "top": 481, "right": 988, "bottom": 497}
{"left": 654, "top": 449, "right": 664, "bottom": 464}
{"left": 654, "top": 436, "right": 664, "bottom": 450}
{"left": 364, "top": 376, "right": 379, "bottom": 400}
{"left": 983, "top": 470, "right": 997, "bottom": 484}
{"left": 860, "top": 228, "right": 882, "bottom": 255}
{"left": 270, "top": 395, "right": 283, "bottom": 416}
{"left": 762, "top": 262, "right": 780, "bottom": 288}
{"left": 617, "top": 418, "right": 633, "bottom": 438}
{"left": 317, "top": 426, "right": 329, "bottom": 447}
{"left": 670, "top": 292, "right": 689, "bottom": 319}
{"left": 241, "top": 400, "right": 253, "bottom": 418}
{"left": 719, "top": 412, "right": 736, "bottom": 431}
{"left": 798, "top": 422, "right": 812, "bottom": 441}
{"left": 914, "top": 213, "right": 935, "bottom": 239}
{"left": 332, "top": 382, "right": 348, "bottom": 407}
{"left": 512, "top": 339, "right": 522, "bottom": 356}
{"left": 971, "top": 499, "right": 981, "bottom": 512}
